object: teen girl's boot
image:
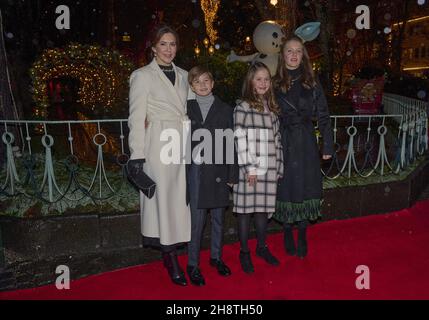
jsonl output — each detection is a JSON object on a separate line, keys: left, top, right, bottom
{"left": 239, "top": 250, "right": 254, "bottom": 274}
{"left": 297, "top": 220, "right": 308, "bottom": 259}
{"left": 283, "top": 223, "right": 296, "bottom": 256}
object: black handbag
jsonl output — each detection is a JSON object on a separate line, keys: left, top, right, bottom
{"left": 127, "top": 159, "right": 156, "bottom": 199}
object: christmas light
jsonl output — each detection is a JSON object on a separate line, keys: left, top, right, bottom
{"left": 30, "top": 43, "right": 133, "bottom": 121}
{"left": 194, "top": 46, "right": 201, "bottom": 56}
{"left": 201, "top": 0, "right": 220, "bottom": 45}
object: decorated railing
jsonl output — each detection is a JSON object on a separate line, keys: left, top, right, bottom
{"left": 0, "top": 119, "right": 134, "bottom": 215}
{"left": 0, "top": 93, "right": 428, "bottom": 216}
{"left": 320, "top": 93, "right": 427, "bottom": 181}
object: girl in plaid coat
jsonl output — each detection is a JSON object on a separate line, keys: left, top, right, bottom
{"left": 233, "top": 62, "right": 284, "bottom": 273}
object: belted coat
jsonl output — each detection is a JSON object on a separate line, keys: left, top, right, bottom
{"left": 275, "top": 82, "right": 334, "bottom": 204}
{"left": 128, "top": 59, "right": 191, "bottom": 246}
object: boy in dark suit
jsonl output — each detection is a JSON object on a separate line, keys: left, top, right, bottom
{"left": 186, "top": 66, "right": 238, "bottom": 286}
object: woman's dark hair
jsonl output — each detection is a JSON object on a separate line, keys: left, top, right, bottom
{"left": 242, "top": 61, "right": 280, "bottom": 115}
{"left": 273, "top": 35, "right": 317, "bottom": 92}
{"left": 147, "top": 24, "right": 180, "bottom": 60}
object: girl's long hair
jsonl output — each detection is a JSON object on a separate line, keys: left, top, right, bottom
{"left": 273, "top": 36, "right": 317, "bottom": 92}
{"left": 241, "top": 61, "right": 280, "bottom": 115}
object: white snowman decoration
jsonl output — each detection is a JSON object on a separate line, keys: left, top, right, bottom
{"left": 227, "top": 20, "right": 321, "bottom": 76}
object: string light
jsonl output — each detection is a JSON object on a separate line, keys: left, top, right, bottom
{"left": 30, "top": 43, "right": 133, "bottom": 121}
{"left": 201, "top": 0, "right": 220, "bottom": 45}
{"left": 194, "top": 46, "right": 201, "bottom": 57}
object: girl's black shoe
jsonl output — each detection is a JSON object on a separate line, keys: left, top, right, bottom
{"left": 239, "top": 250, "right": 254, "bottom": 274}
{"left": 256, "top": 246, "right": 280, "bottom": 266}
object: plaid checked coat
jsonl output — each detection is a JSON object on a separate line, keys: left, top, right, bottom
{"left": 233, "top": 101, "right": 284, "bottom": 214}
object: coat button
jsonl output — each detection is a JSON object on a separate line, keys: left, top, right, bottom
{"left": 216, "top": 177, "right": 221, "bottom": 183}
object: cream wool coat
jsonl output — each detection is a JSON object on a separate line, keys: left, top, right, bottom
{"left": 128, "top": 59, "right": 191, "bottom": 246}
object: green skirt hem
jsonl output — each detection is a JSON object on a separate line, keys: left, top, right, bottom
{"left": 273, "top": 199, "right": 322, "bottom": 224}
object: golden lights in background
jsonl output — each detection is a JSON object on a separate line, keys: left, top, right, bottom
{"left": 332, "top": 72, "right": 341, "bottom": 96}
{"left": 200, "top": 0, "right": 220, "bottom": 45}
{"left": 194, "top": 45, "right": 201, "bottom": 56}
{"left": 30, "top": 43, "right": 133, "bottom": 121}
{"left": 194, "top": 37, "right": 215, "bottom": 57}
{"left": 122, "top": 32, "right": 131, "bottom": 42}
{"left": 312, "top": 61, "right": 321, "bottom": 73}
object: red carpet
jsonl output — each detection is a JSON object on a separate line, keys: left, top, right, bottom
{"left": 1, "top": 200, "right": 429, "bottom": 300}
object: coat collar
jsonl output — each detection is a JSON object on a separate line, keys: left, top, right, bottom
{"left": 188, "top": 99, "right": 203, "bottom": 123}
{"left": 148, "top": 59, "right": 186, "bottom": 114}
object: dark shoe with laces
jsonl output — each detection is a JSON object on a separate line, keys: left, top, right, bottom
{"left": 256, "top": 246, "right": 280, "bottom": 266}
{"left": 187, "top": 266, "right": 206, "bottom": 286}
{"left": 162, "top": 252, "right": 187, "bottom": 286}
{"left": 209, "top": 259, "right": 231, "bottom": 276}
{"left": 239, "top": 250, "right": 254, "bottom": 274}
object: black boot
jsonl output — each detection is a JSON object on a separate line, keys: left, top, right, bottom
{"left": 297, "top": 220, "right": 308, "bottom": 259}
{"left": 256, "top": 246, "right": 280, "bottom": 266}
{"left": 162, "top": 250, "right": 187, "bottom": 286}
{"left": 283, "top": 223, "right": 296, "bottom": 256}
{"left": 239, "top": 250, "right": 254, "bottom": 274}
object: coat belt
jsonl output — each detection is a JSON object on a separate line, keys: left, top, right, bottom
{"left": 147, "top": 114, "right": 190, "bottom": 123}
{"left": 285, "top": 116, "right": 312, "bottom": 126}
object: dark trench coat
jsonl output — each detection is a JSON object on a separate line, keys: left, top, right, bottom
{"left": 186, "top": 96, "right": 239, "bottom": 209}
{"left": 275, "top": 83, "right": 334, "bottom": 204}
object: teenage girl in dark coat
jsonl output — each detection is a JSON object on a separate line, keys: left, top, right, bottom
{"left": 273, "top": 36, "right": 334, "bottom": 258}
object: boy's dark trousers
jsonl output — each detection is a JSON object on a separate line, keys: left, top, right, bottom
{"left": 188, "top": 163, "right": 225, "bottom": 267}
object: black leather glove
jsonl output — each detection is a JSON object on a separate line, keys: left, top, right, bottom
{"left": 127, "top": 159, "right": 156, "bottom": 199}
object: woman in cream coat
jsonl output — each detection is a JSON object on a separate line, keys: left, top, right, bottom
{"left": 128, "top": 25, "right": 191, "bottom": 286}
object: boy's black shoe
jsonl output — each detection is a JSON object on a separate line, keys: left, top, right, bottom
{"left": 239, "top": 250, "right": 254, "bottom": 274}
{"left": 186, "top": 266, "right": 206, "bottom": 286}
{"left": 209, "top": 258, "right": 231, "bottom": 276}
{"left": 256, "top": 246, "right": 280, "bottom": 266}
